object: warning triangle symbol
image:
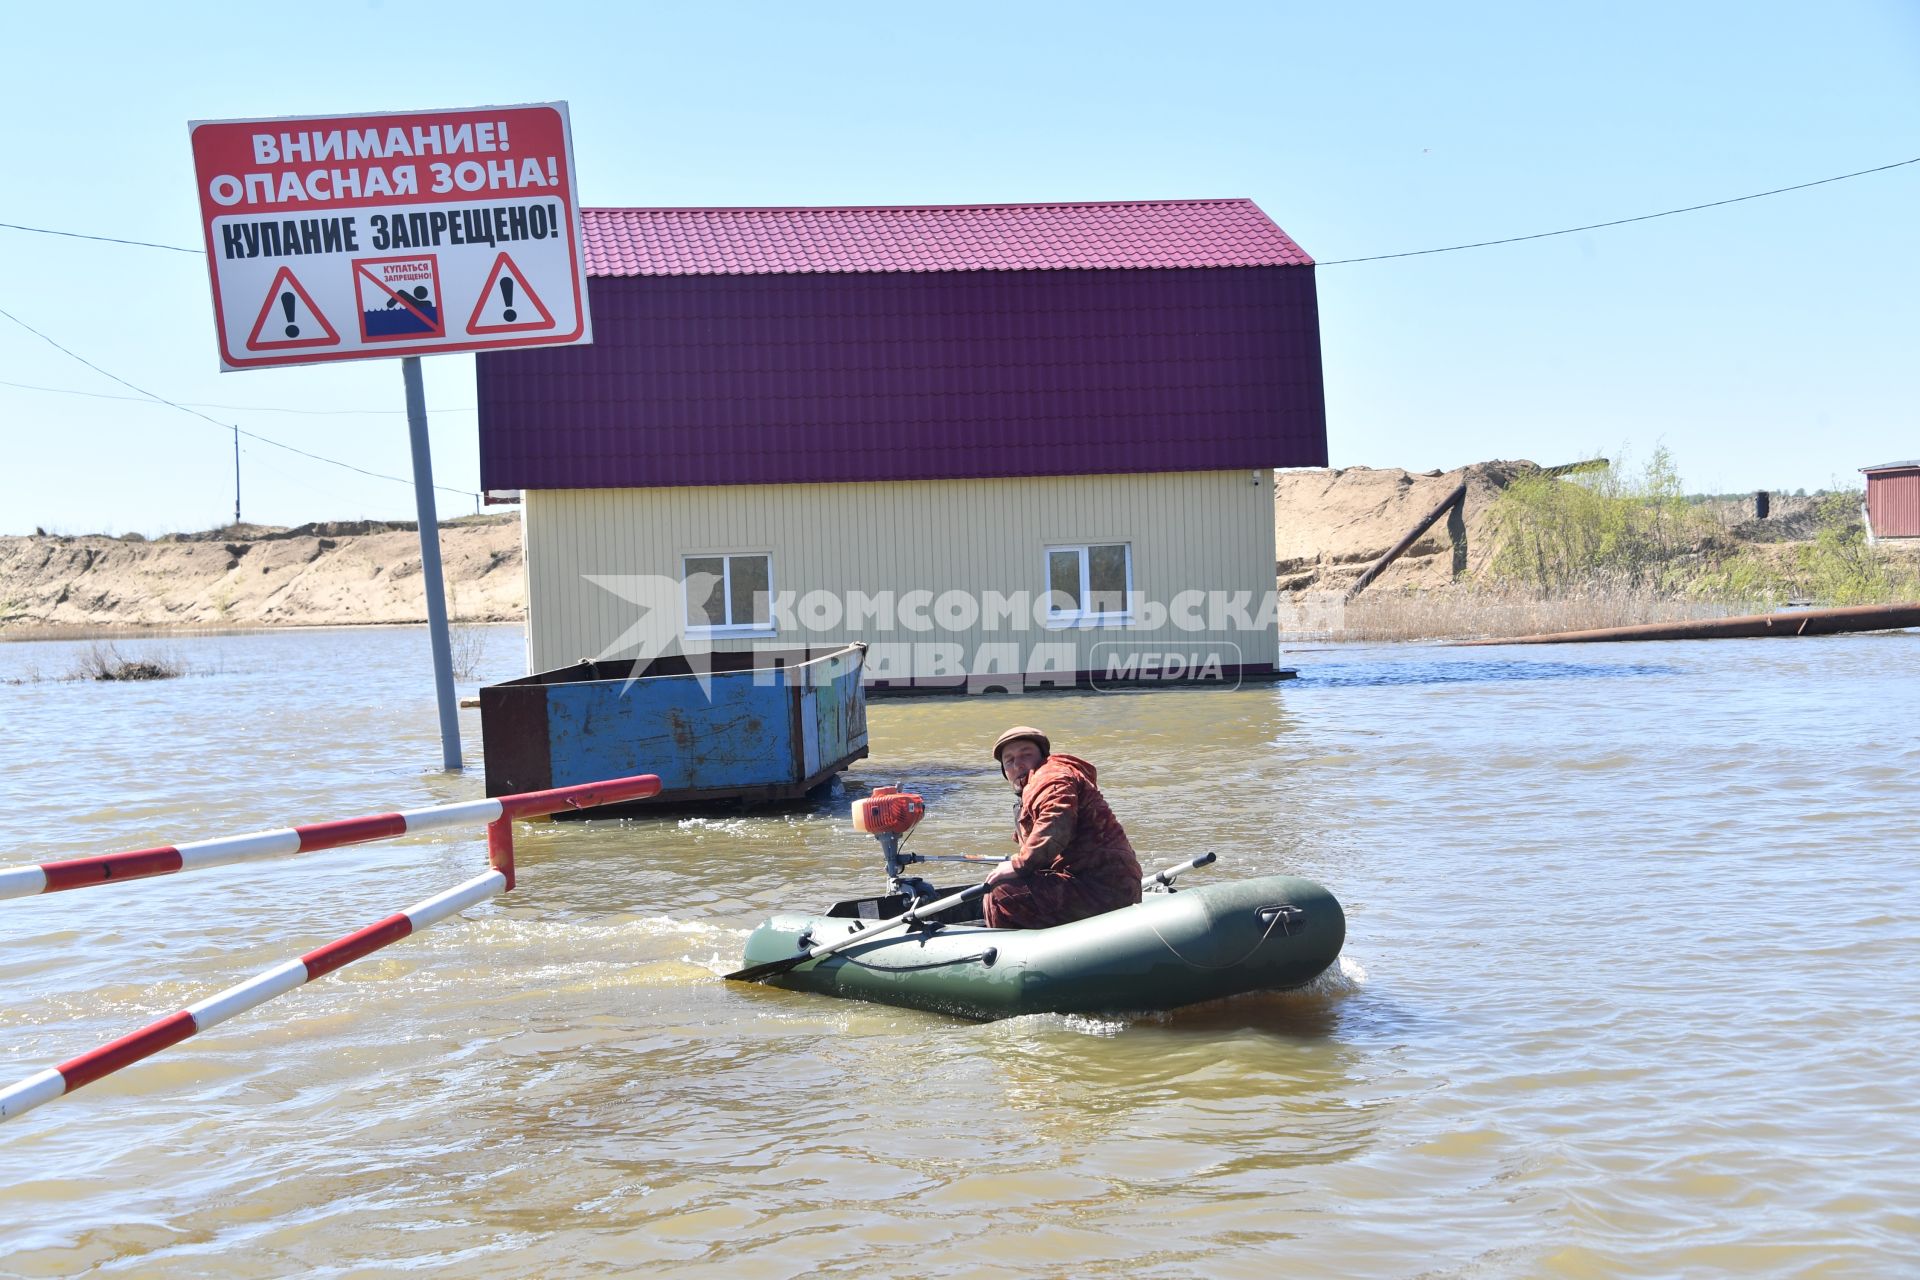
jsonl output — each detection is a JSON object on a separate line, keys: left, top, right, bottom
{"left": 245, "top": 267, "right": 341, "bottom": 350}
{"left": 466, "top": 252, "right": 556, "bottom": 335}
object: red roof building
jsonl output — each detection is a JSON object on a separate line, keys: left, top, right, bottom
{"left": 477, "top": 198, "right": 1327, "bottom": 689}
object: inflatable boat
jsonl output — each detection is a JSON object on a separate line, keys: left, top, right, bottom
{"left": 728, "top": 789, "right": 1344, "bottom": 1020}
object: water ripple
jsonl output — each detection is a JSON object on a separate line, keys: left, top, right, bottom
{"left": 2, "top": 627, "right": 1917, "bottom": 1276}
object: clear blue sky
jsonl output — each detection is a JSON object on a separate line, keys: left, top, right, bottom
{"left": 3, "top": 0, "right": 1915, "bottom": 535}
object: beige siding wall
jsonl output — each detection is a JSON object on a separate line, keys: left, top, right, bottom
{"left": 522, "top": 470, "right": 1278, "bottom": 683}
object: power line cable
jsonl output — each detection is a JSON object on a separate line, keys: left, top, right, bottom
{"left": 4, "top": 156, "right": 1917, "bottom": 269}
{"left": 0, "top": 376, "right": 477, "bottom": 415}
{"left": 0, "top": 303, "right": 478, "bottom": 502}
{"left": 1316, "top": 156, "right": 1920, "bottom": 266}
{"left": 0, "top": 221, "right": 199, "bottom": 254}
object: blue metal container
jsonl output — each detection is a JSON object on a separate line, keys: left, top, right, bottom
{"left": 480, "top": 644, "right": 868, "bottom": 808}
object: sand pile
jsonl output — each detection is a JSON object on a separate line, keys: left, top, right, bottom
{"left": 1274, "top": 460, "right": 1539, "bottom": 594}
{"left": 0, "top": 515, "right": 522, "bottom": 630}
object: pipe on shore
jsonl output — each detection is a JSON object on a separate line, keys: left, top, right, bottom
{"left": 1344, "top": 482, "right": 1468, "bottom": 601}
{"left": 1455, "top": 603, "right": 1920, "bottom": 646}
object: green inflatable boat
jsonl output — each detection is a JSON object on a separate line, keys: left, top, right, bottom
{"left": 735, "top": 869, "right": 1346, "bottom": 1021}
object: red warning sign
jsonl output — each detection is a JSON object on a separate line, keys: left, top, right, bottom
{"left": 191, "top": 102, "right": 592, "bottom": 370}
{"left": 466, "top": 252, "right": 555, "bottom": 334}
{"left": 244, "top": 267, "right": 340, "bottom": 351}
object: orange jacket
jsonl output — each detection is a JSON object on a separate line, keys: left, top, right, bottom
{"left": 1009, "top": 753, "right": 1142, "bottom": 891}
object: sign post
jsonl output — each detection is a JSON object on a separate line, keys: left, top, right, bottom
{"left": 401, "top": 356, "right": 461, "bottom": 771}
{"left": 189, "top": 102, "right": 593, "bottom": 771}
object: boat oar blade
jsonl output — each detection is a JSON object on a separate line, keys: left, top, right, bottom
{"left": 725, "top": 953, "right": 823, "bottom": 985}
{"left": 726, "top": 882, "right": 990, "bottom": 984}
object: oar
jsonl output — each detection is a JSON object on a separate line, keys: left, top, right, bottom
{"left": 900, "top": 853, "right": 1007, "bottom": 864}
{"left": 909, "top": 852, "right": 1211, "bottom": 879}
{"left": 725, "top": 882, "right": 991, "bottom": 984}
{"left": 1145, "top": 851, "right": 1216, "bottom": 888}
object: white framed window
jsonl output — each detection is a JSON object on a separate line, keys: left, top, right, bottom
{"left": 683, "top": 552, "right": 776, "bottom": 635}
{"left": 1044, "top": 542, "right": 1133, "bottom": 625}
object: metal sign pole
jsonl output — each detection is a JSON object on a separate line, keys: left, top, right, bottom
{"left": 402, "top": 355, "right": 462, "bottom": 772}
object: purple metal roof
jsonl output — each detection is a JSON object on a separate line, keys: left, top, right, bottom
{"left": 580, "top": 199, "right": 1313, "bottom": 276}
{"left": 479, "top": 264, "right": 1327, "bottom": 490}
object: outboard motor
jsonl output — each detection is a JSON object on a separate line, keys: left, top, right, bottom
{"left": 851, "top": 786, "right": 937, "bottom": 902}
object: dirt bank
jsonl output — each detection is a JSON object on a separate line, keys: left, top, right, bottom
{"left": 0, "top": 515, "right": 522, "bottom": 631}
{"left": 1274, "top": 460, "right": 1535, "bottom": 594}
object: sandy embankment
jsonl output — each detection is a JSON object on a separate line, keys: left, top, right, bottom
{"left": 0, "top": 516, "right": 523, "bottom": 631}
{"left": 1274, "top": 460, "right": 1535, "bottom": 595}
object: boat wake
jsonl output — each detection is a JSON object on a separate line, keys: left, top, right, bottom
{"left": 1310, "top": 954, "right": 1368, "bottom": 995}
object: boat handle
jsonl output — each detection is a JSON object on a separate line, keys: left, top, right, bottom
{"left": 1256, "top": 905, "right": 1304, "bottom": 936}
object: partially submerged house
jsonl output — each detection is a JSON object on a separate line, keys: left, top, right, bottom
{"left": 476, "top": 199, "right": 1327, "bottom": 689}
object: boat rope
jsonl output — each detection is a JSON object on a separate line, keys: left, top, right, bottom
{"left": 839, "top": 947, "right": 999, "bottom": 975}
{"left": 1144, "top": 903, "right": 1296, "bottom": 972}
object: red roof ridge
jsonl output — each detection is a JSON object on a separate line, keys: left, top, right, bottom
{"left": 579, "top": 198, "right": 1311, "bottom": 277}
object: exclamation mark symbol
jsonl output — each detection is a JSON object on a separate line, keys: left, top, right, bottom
{"left": 500, "top": 278, "right": 517, "bottom": 323}
{"left": 281, "top": 292, "right": 299, "bottom": 338}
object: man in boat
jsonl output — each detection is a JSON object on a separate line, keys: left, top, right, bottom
{"left": 981, "top": 726, "right": 1143, "bottom": 929}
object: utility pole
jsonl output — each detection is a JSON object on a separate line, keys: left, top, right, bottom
{"left": 232, "top": 425, "right": 241, "bottom": 526}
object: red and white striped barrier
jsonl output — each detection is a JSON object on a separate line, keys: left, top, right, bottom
{"left": 0, "top": 773, "right": 660, "bottom": 1123}
{"left": 0, "top": 774, "right": 661, "bottom": 901}
{"left": 1, "top": 870, "right": 503, "bottom": 1121}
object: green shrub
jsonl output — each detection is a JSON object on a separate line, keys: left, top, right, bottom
{"left": 1487, "top": 462, "right": 1920, "bottom": 606}
{"left": 1482, "top": 448, "right": 1725, "bottom": 594}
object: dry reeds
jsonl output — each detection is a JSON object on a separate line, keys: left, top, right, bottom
{"left": 448, "top": 623, "right": 489, "bottom": 681}
{"left": 69, "top": 641, "right": 187, "bottom": 681}
{"left": 1314, "top": 586, "right": 1761, "bottom": 644}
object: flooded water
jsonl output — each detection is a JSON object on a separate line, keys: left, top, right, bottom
{"left": 2, "top": 625, "right": 1916, "bottom": 1277}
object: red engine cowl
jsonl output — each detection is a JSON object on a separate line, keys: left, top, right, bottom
{"left": 852, "top": 789, "right": 925, "bottom": 835}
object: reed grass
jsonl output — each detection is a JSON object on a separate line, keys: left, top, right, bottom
{"left": 69, "top": 641, "right": 187, "bottom": 681}
{"left": 1320, "top": 586, "right": 1761, "bottom": 643}
{"left": 448, "top": 623, "right": 490, "bottom": 681}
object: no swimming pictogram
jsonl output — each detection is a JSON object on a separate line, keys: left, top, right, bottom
{"left": 244, "top": 267, "right": 340, "bottom": 351}
{"left": 466, "top": 252, "right": 555, "bottom": 334}
{"left": 353, "top": 255, "right": 446, "bottom": 343}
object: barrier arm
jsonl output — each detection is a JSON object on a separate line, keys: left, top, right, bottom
{"left": 0, "top": 774, "right": 661, "bottom": 900}
{"left": 0, "top": 774, "right": 660, "bottom": 1123}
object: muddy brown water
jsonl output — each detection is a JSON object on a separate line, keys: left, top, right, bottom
{"left": 2, "top": 626, "right": 1916, "bottom": 1277}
